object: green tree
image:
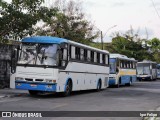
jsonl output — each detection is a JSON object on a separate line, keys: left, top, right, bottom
{"left": 105, "top": 31, "right": 154, "bottom": 62}
{"left": 147, "top": 38, "right": 160, "bottom": 63}
{"left": 34, "top": 0, "right": 99, "bottom": 45}
{"left": 148, "top": 38, "right": 160, "bottom": 51}
{"left": 0, "top": 0, "right": 57, "bottom": 43}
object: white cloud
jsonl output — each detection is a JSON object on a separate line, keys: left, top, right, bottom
{"left": 83, "top": 0, "right": 160, "bottom": 42}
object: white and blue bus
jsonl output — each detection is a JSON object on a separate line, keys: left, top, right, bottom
{"left": 157, "top": 64, "right": 160, "bottom": 79}
{"left": 15, "top": 36, "right": 110, "bottom": 96}
{"left": 109, "top": 54, "right": 137, "bottom": 87}
{"left": 137, "top": 61, "right": 157, "bottom": 81}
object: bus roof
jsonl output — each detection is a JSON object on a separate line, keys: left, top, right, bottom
{"left": 22, "top": 36, "right": 68, "bottom": 44}
{"left": 22, "top": 36, "right": 109, "bottom": 54}
{"left": 110, "top": 53, "right": 136, "bottom": 61}
{"left": 138, "top": 60, "right": 157, "bottom": 64}
{"left": 68, "top": 40, "right": 109, "bottom": 54}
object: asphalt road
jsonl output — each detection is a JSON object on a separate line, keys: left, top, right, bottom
{"left": 1, "top": 80, "right": 160, "bottom": 120}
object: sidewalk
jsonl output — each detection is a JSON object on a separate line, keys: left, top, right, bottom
{"left": 0, "top": 88, "right": 28, "bottom": 98}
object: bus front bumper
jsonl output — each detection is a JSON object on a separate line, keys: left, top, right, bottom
{"left": 15, "top": 80, "right": 57, "bottom": 92}
{"left": 137, "top": 76, "right": 151, "bottom": 81}
{"left": 108, "top": 78, "right": 116, "bottom": 86}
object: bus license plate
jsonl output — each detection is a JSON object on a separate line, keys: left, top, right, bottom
{"left": 30, "top": 84, "right": 37, "bottom": 87}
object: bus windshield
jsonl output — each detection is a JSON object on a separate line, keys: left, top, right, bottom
{"left": 157, "top": 65, "right": 160, "bottom": 74}
{"left": 110, "top": 58, "right": 116, "bottom": 74}
{"left": 137, "top": 63, "right": 150, "bottom": 75}
{"left": 18, "top": 43, "right": 60, "bottom": 66}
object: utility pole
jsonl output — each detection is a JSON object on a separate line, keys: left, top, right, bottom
{"left": 100, "top": 25, "right": 117, "bottom": 50}
{"left": 101, "top": 31, "right": 103, "bottom": 50}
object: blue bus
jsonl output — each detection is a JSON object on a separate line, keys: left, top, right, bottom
{"left": 15, "top": 36, "right": 110, "bottom": 96}
{"left": 109, "top": 54, "right": 137, "bottom": 87}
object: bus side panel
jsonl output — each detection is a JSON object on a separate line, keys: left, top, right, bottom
{"left": 117, "top": 69, "right": 137, "bottom": 85}
{"left": 58, "top": 62, "right": 109, "bottom": 92}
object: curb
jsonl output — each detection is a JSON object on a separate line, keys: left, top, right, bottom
{"left": 0, "top": 93, "right": 28, "bottom": 99}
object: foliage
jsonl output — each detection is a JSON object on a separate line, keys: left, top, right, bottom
{"left": 34, "top": 0, "right": 99, "bottom": 45}
{"left": 0, "top": 0, "right": 57, "bottom": 43}
{"left": 147, "top": 38, "right": 160, "bottom": 63}
{"left": 104, "top": 30, "right": 157, "bottom": 62}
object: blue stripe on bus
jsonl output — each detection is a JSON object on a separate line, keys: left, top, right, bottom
{"left": 120, "top": 75, "right": 137, "bottom": 85}
{"left": 22, "top": 36, "right": 68, "bottom": 44}
{"left": 15, "top": 82, "right": 56, "bottom": 92}
{"left": 108, "top": 79, "right": 116, "bottom": 86}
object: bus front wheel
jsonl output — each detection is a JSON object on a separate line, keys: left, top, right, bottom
{"left": 63, "top": 80, "right": 72, "bottom": 97}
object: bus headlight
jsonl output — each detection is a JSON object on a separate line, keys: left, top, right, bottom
{"left": 15, "top": 77, "right": 24, "bottom": 81}
{"left": 45, "top": 79, "right": 56, "bottom": 83}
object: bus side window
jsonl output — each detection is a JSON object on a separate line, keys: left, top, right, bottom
{"left": 75, "top": 47, "right": 80, "bottom": 60}
{"left": 133, "top": 62, "right": 135, "bottom": 69}
{"left": 127, "top": 61, "right": 130, "bottom": 68}
{"left": 121, "top": 61, "right": 123, "bottom": 68}
{"left": 87, "top": 50, "right": 91, "bottom": 61}
{"left": 120, "top": 60, "right": 122, "bottom": 68}
{"left": 94, "top": 52, "right": 97, "bottom": 63}
{"left": 97, "top": 53, "right": 100, "bottom": 63}
{"left": 84, "top": 49, "right": 87, "bottom": 61}
{"left": 62, "top": 49, "right": 67, "bottom": 60}
{"left": 105, "top": 54, "right": 108, "bottom": 65}
{"left": 99, "top": 53, "right": 102, "bottom": 64}
{"left": 71, "top": 46, "right": 75, "bottom": 59}
{"left": 91, "top": 51, "right": 94, "bottom": 62}
{"left": 80, "top": 48, "right": 84, "bottom": 60}
{"left": 102, "top": 54, "right": 105, "bottom": 64}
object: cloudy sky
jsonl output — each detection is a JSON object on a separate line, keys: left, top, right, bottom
{"left": 4, "top": 0, "right": 160, "bottom": 42}
{"left": 81, "top": 0, "right": 160, "bottom": 42}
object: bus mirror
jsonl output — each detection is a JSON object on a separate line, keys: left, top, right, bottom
{"left": 116, "top": 67, "right": 119, "bottom": 73}
{"left": 11, "top": 49, "right": 17, "bottom": 74}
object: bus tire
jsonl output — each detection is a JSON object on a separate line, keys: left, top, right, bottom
{"left": 127, "top": 80, "right": 132, "bottom": 86}
{"left": 63, "top": 80, "right": 72, "bottom": 97}
{"left": 127, "top": 78, "right": 132, "bottom": 86}
{"left": 96, "top": 80, "right": 101, "bottom": 92}
{"left": 116, "top": 82, "right": 119, "bottom": 88}
{"left": 28, "top": 90, "right": 38, "bottom": 96}
{"left": 116, "top": 78, "right": 121, "bottom": 88}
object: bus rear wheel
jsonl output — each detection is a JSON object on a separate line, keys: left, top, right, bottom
{"left": 63, "top": 80, "right": 72, "bottom": 97}
{"left": 126, "top": 80, "right": 132, "bottom": 86}
{"left": 28, "top": 90, "right": 38, "bottom": 96}
{"left": 96, "top": 80, "right": 101, "bottom": 92}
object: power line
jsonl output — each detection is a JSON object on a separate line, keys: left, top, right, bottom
{"left": 150, "top": 0, "right": 160, "bottom": 19}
